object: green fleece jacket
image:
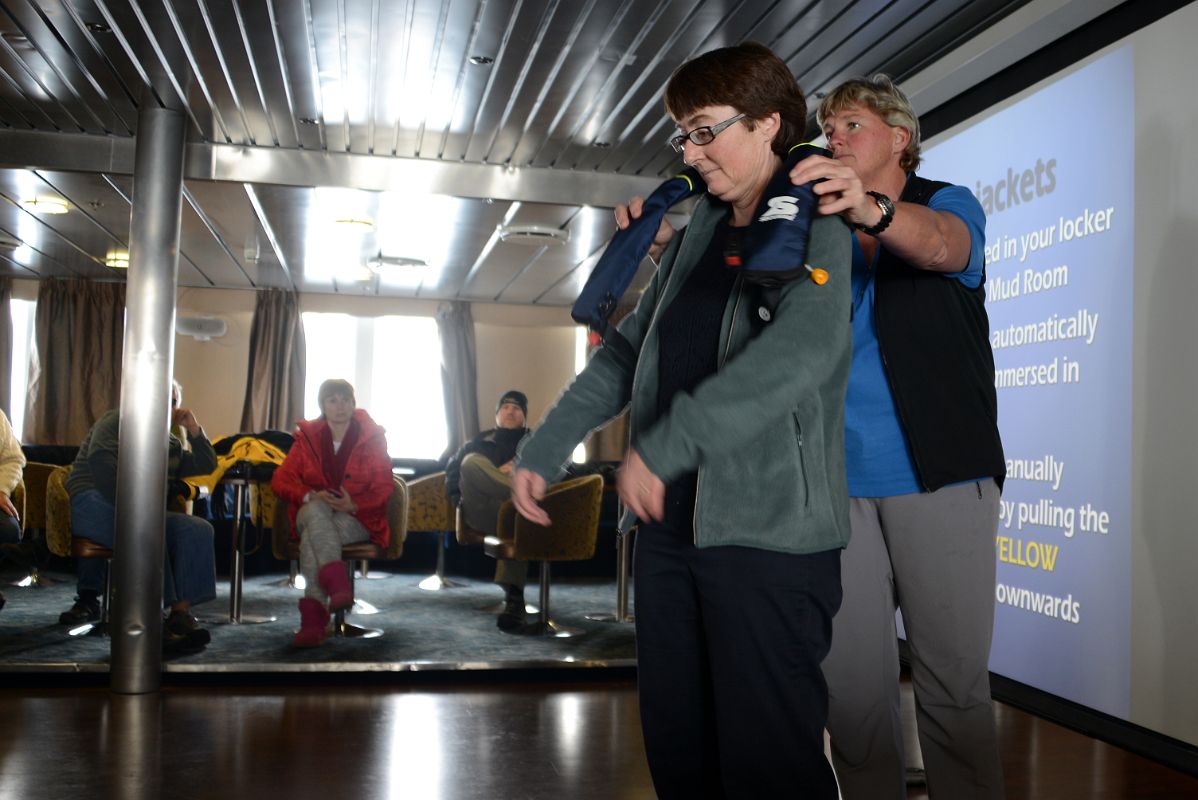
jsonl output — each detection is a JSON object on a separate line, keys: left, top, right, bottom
{"left": 518, "top": 193, "right": 853, "bottom": 555}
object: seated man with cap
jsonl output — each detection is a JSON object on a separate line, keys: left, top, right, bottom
{"left": 445, "top": 390, "right": 532, "bottom": 631}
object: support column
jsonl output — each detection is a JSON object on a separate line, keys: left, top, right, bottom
{"left": 110, "top": 104, "right": 187, "bottom": 694}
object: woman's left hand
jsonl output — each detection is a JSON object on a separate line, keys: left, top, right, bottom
{"left": 789, "top": 154, "right": 875, "bottom": 228}
{"left": 327, "top": 488, "right": 357, "bottom": 514}
{"left": 617, "top": 448, "right": 665, "bottom": 523}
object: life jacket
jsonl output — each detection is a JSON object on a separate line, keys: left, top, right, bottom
{"left": 184, "top": 432, "right": 292, "bottom": 526}
{"left": 573, "top": 142, "right": 830, "bottom": 362}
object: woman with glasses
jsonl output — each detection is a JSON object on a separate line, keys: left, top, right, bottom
{"left": 512, "top": 42, "right": 851, "bottom": 799}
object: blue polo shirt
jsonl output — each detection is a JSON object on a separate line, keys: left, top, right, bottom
{"left": 845, "top": 183, "right": 987, "bottom": 497}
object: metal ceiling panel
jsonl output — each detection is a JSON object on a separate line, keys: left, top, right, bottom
{"left": 0, "top": 167, "right": 116, "bottom": 279}
{"left": 0, "top": 0, "right": 1055, "bottom": 304}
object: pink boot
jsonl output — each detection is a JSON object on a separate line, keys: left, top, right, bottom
{"left": 292, "top": 597, "right": 330, "bottom": 648}
{"left": 317, "top": 561, "right": 354, "bottom": 612}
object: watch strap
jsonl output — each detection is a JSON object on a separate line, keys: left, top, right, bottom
{"left": 856, "top": 191, "right": 895, "bottom": 236}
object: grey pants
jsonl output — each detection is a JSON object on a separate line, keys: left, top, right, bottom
{"left": 296, "top": 500, "right": 370, "bottom": 602}
{"left": 823, "top": 479, "right": 1005, "bottom": 800}
{"left": 458, "top": 453, "right": 528, "bottom": 589}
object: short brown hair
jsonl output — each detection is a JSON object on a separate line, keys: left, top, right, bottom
{"left": 664, "top": 42, "right": 807, "bottom": 158}
{"left": 317, "top": 379, "right": 355, "bottom": 415}
{"left": 817, "top": 74, "right": 921, "bottom": 171}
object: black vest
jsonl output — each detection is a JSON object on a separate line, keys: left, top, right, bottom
{"left": 874, "top": 175, "right": 1005, "bottom": 491}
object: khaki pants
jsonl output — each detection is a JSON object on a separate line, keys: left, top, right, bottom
{"left": 459, "top": 453, "right": 528, "bottom": 589}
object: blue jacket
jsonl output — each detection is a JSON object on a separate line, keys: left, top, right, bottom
{"left": 518, "top": 194, "right": 853, "bottom": 555}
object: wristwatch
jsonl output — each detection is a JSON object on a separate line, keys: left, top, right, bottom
{"left": 855, "top": 191, "right": 895, "bottom": 235}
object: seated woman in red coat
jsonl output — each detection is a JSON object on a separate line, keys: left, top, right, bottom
{"left": 271, "top": 379, "right": 393, "bottom": 647}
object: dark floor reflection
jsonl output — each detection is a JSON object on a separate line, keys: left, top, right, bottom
{"left": 2, "top": 677, "right": 1196, "bottom": 800}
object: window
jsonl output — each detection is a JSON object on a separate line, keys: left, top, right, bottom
{"left": 302, "top": 312, "right": 447, "bottom": 460}
{"left": 8, "top": 299, "right": 35, "bottom": 441}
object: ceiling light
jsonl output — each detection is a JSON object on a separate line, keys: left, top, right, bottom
{"left": 23, "top": 196, "right": 69, "bottom": 214}
{"left": 333, "top": 216, "right": 374, "bottom": 230}
{"left": 106, "top": 251, "right": 129, "bottom": 269}
{"left": 497, "top": 225, "right": 569, "bottom": 246}
{"left": 368, "top": 253, "right": 429, "bottom": 269}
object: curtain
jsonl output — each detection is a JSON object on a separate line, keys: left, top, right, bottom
{"left": 436, "top": 301, "right": 479, "bottom": 461}
{"left": 0, "top": 277, "right": 11, "bottom": 419}
{"left": 240, "top": 289, "right": 306, "bottom": 433}
{"left": 25, "top": 279, "right": 125, "bottom": 445}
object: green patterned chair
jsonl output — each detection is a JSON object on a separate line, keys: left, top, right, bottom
{"left": 482, "top": 473, "right": 604, "bottom": 637}
{"left": 271, "top": 476, "right": 409, "bottom": 638}
{"left": 405, "top": 471, "right": 459, "bottom": 591}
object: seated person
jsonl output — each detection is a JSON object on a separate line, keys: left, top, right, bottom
{"left": 271, "top": 379, "right": 393, "bottom": 648}
{"left": 58, "top": 381, "right": 217, "bottom": 652}
{"left": 445, "top": 389, "right": 532, "bottom": 631}
{"left": 0, "top": 407, "right": 26, "bottom": 612}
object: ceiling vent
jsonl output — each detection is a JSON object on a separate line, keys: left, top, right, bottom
{"left": 497, "top": 225, "right": 569, "bottom": 246}
{"left": 176, "top": 316, "right": 228, "bottom": 341}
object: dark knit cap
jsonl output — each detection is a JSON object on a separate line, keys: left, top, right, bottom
{"left": 496, "top": 389, "right": 528, "bottom": 417}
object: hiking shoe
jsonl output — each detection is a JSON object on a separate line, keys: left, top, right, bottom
{"left": 163, "top": 611, "right": 211, "bottom": 652}
{"left": 58, "top": 597, "right": 101, "bottom": 625}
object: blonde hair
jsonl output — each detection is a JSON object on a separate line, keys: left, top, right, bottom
{"left": 817, "top": 74, "right": 921, "bottom": 171}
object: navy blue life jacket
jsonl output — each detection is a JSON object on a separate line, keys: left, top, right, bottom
{"left": 571, "top": 166, "right": 706, "bottom": 339}
{"left": 572, "top": 142, "right": 830, "bottom": 361}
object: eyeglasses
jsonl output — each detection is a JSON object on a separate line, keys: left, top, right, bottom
{"left": 668, "top": 113, "right": 746, "bottom": 153}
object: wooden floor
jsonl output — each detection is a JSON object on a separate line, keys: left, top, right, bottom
{"left": 0, "top": 676, "right": 1194, "bottom": 799}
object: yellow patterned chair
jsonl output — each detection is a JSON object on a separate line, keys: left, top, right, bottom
{"left": 271, "top": 476, "right": 409, "bottom": 638}
{"left": 46, "top": 465, "right": 112, "bottom": 636}
{"left": 405, "top": 471, "right": 459, "bottom": 591}
{"left": 482, "top": 473, "right": 604, "bottom": 637}
{"left": 9, "top": 462, "right": 58, "bottom": 588}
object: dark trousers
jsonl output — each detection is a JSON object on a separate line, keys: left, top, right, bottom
{"left": 634, "top": 523, "right": 842, "bottom": 800}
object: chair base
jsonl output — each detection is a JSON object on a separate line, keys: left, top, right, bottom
{"left": 418, "top": 574, "right": 463, "bottom": 591}
{"left": 67, "top": 620, "right": 109, "bottom": 638}
{"left": 476, "top": 600, "right": 539, "bottom": 615}
{"left": 334, "top": 620, "right": 383, "bottom": 638}
{"left": 11, "top": 569, "right": 57, "bottom": 588}
{"left": 352, "top": 599, "right": 379, "bottom": 615}
{"left": 516, "top": 618, "right": 582, "bottom": 638}
{"left": 204, "top": 612, "right": 277, "bottom": 625}
{"left": 354, "top": 560, "right": 391, "bottom": 580}
{"left": 584, "top": 612, "right": 635, "bottom": 623}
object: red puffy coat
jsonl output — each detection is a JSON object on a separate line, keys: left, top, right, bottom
{"left": 271, "top": 409, "right": 393, "bottom": 548}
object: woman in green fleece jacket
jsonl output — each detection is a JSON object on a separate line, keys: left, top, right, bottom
{"left": 512, "top": 43, "right": 851, "bottom": 800}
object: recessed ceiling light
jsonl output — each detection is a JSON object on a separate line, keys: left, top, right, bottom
{"left": 23, "top": 196, "right": 69, "bottom": 214}
{"left": 333, "top": 216, "right": 374, "bottom": 230}
{"left": 368, "top": 254, "right": 428, "bottom": 269}
{"left": 469, "top": 55, "right": 494, "bottom": 65}
{"left": 497, "top": 225, "right": 569, "bottom": 246}
{"left": 106, "top": 251, "right": 129, "bottom": 269}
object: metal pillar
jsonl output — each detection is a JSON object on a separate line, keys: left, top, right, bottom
{"left": 110, "top": 104, "right": 187, "bottom": 695}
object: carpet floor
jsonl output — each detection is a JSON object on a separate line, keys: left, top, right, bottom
{"left": 0, "top": 566, "right": 636, "bottom": 675}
